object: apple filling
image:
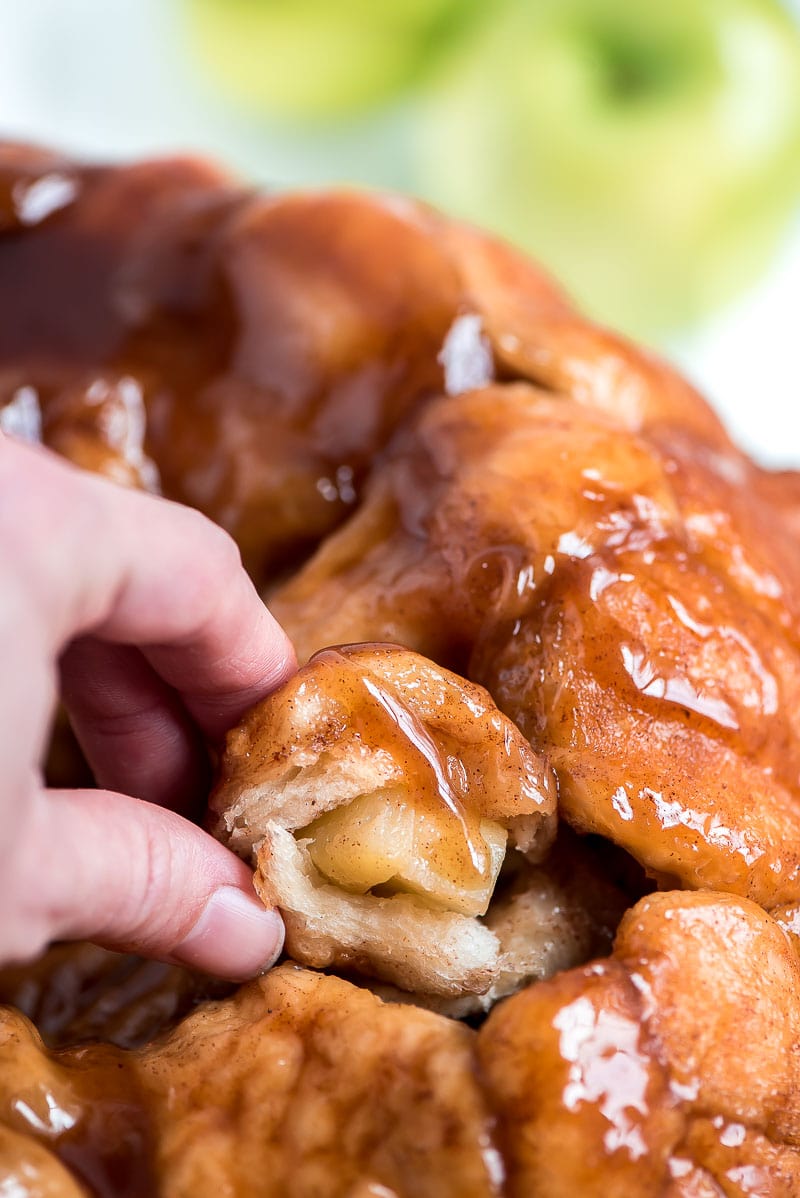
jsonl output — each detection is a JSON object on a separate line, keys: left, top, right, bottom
{"left": 211, "top": 643, "right": 558, "bottom": 997}
{"left": 302, "top": 788, "right": 508, "bottom": 917}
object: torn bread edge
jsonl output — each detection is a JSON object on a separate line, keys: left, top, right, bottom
{"left": 253, "top": 825, "right": 500, "bottom": 997}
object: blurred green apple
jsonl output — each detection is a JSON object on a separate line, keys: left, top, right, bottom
{"left": 185, "top": 0, "right": 486, "bottom": 120}
{"left": 417, "top": 0, "right": 800, "bottom": 337}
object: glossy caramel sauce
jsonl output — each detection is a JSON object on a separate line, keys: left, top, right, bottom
{"left": 271, "top": 383, "right": 800, "bottom": 911}
{"left": 0, "top": 1006, "right": 154, "bottom": 1198}
{"left": 0, "top": 943, "right": 231, "bottom": 1050}
{"left": 213, "top": 641, "right": 555, "bottom": 907}
{"left": 5, "top": 895, "right": 800, "bottom": 1196}
{"left": 308, "top": 647, "right": 497, "bottom": 883}
{"left": 0, "top": 945, "right": 234, "bottom": 1196}
{"left": 0, "top": 144, "right": 471, "bottom": 583}
{"left": 0, "top": 943, "right": 237, "bottom": 1198}
{"left": 3, "top": 142, "right": 800, "bottom": 1194}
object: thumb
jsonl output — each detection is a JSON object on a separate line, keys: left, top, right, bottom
{"left": 9, "top": 787, "right": 284, "bottom": 981}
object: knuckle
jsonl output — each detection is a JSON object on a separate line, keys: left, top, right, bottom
{"left": 0, "top": 787, "right": 56, "bottom": 964}
{"left": 120, "top": 811, "right": 201, "bottom": 947}
{"left": 204, "top": 519, "right": 244, "bottom": 575}
{"left": 177, "top": 509, "right": 245, "bottom": 614}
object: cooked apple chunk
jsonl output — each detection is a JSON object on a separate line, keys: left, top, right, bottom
{"left": 305, "top": 790, "right": 508, "bottom": 916}
{"left": 210, "top": 643, "right": 557, "bottom": 997}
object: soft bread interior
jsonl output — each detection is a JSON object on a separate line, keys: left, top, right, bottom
{"left": 211, "top": 643, "right": 558, "bottom": 997}
{"left": 367, "top": 837, "right": 632, "bottom": 1017}
{"left": 255, "top": 827, "right": 500, "bottom": 997}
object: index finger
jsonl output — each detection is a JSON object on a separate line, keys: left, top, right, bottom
{"left": 1, "top": 436, "right": 296, "bottom": 741}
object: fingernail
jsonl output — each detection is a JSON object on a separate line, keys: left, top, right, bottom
{"left": 174, "top": 886, "right": 284, "bottom": 980}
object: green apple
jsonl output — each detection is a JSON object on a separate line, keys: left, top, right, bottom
{"left": 184, "top": 0, "right": 487, "bottom": 121}
{"left": 416, "top": 0, "right": 800, "bottom": 337}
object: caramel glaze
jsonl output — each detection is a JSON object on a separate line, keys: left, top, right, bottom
{"left": 3, "top": 142, "right": 800, "bottom": 1192}
{"left": 0, "top": 141, "right": 723, "bottom": 588}
{"left": 0, "top": 946, "right": 224, "bottom": 1193}
{"left": 0, "top": 942, "right": 232, "bottom": 1050}
{"left": 0, "top": 1125, "right": 90, "bottom": 1197}
{"left": 298, "top": 646, "right": 499, "bottom": 876}
{"left": 0, "top": 142, "right": 477, "bottom": 580}
{"left": 212, "top": 642, "right": 555, "bottom": 881}
{"left": 0, "top": 1005, "right": 154, "bottom": 1198}
{"left": 1, "top": 966, "right": 500, "bottom": 1198}
{"left": 4, "top": 892, "right": 800, "bottom": 1197}
{"left": 479, "top": 890, "right": 800, "bottom": 1197}
{"left": 272, "top": 386, "right": 800, "bottom": 908}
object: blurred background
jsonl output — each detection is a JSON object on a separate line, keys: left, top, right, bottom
{"left": 0, "top": 0, "right": 799, "bottom": 464}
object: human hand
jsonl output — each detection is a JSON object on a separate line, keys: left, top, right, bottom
{"left": 0, "top": 434, "right": 296, "bottom": 979}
